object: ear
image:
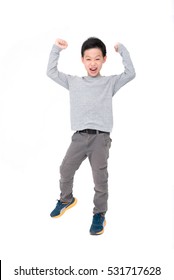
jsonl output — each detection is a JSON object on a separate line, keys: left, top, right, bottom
{"left": 103, "top": 56, "right": 107, "bottom": 63}
{"left": 81, "top": 57, "right": 84, "bottom": 63}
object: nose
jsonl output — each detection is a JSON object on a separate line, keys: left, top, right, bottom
{"left": 91, "top": 60, "right": 96, "bottom": 66}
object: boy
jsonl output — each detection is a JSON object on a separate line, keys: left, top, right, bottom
{"left": 47, "top": 37, "right": 135, "bottom": 235}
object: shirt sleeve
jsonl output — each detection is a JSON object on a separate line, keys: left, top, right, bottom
{"left": 46, "top": 44, "right": 72, "bottom": 90}
{"left": 112, "top": 43, "right": 136, "bottom": 96}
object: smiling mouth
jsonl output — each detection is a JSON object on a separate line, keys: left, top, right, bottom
{"left": 90, "top": 68, "right": 97, "bottom": 72}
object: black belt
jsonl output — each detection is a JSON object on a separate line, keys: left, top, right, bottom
{"left": 77, "top": 129, "right": 109, "bottom": 135}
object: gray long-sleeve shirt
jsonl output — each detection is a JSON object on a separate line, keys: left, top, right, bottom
{"left": 47, "top": 44, "right": 136, "bottom": 132}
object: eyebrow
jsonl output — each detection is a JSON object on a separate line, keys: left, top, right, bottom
{"left": 85, "top": 55, "right": 101, "bottom": 58}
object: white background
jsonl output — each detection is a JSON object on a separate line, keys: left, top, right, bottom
{"left": 0, "top": 0, "right": 174, "bottom": 279}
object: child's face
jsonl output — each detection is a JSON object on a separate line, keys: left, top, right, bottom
{"left": 81, "top": 48, "right": 106, "bottom": 77}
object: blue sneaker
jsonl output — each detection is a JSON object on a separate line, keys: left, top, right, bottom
{"left": 50, "top": 197, "right": 77, "bottom": 218}
{"left": 90, "top": 213, "right": 106, "bottom": 235}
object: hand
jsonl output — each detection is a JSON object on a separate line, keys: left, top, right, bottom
{"left": 114, "top": 42, "right": 119, "bottom": 52}
{"left": 55, "top": 38, "right": 68, "bottom": 49}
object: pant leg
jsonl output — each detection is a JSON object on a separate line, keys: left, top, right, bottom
{"left": 60, "top": 132, "right": 87, "bottom": 202}
{"left": 88, "top": 133, "right": 112, "bottom": 214}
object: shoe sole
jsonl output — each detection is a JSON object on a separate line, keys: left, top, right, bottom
{"left": 52, "top": 198, "right": 77, "bottom": 218}
{"left": 90, "top": 220, "right": 106, "bottom": 235}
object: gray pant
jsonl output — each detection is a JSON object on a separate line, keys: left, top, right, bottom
{"left": 59, "top": 132, "right": 112, "bottom": 214}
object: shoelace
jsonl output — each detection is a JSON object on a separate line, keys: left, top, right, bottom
{"left": 56, "top": 200, "right": 68, "bottom": 206}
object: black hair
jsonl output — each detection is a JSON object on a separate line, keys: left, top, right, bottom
{"left": 81, "top": 37, "right": 106, "bottom": 57}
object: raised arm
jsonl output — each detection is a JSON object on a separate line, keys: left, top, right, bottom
{"left": 112, "top": 42, "right": 136, "bottom": 95}
{"left": 47, "top": 38, "right": 71, "bottom": 89}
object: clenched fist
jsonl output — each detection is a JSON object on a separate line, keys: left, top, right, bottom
{"left": 55, "top": 38, "right": 68, "bottom": 49}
